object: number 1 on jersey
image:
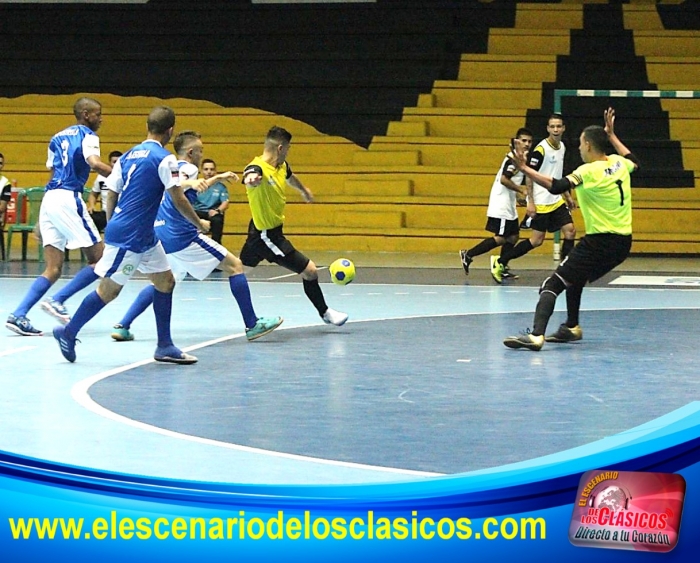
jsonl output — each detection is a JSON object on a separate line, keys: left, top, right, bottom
{"left": 615, "top": 179, "right": 624, "bottom": 206}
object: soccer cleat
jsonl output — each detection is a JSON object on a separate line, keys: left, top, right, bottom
{"left": 246, "top": 316, "right": 284, "bottom": 341}
{"left": 322, "top": 308, "right": 349, "bottom": 326}
{"left": 111, "top": 324, "right": 134, "bottom": 342}
{"left": 5, "top": 314, "right": 43, "bottom": 336}
{"left": 40, "top": 299, "right": 71, "bottom": 324}
{"left": 503, "top": 330, "right": 544, "bottom": 351}
{"left": 459, "top": 250, "right": 473, "bottom": 276}
{"left": 490, "top": 255, "right": 504, "bottom": 284}
{"left": 501, "top": 265, "right": 519, "bottom": 280}
{"left": 53, "top": 325, "right": 79, "bottom": 362}
{"left": 154, "top": 345, "right": 198, "bottom": 365}
{"left": 545, "top": 324, "right": 583, "bottom": 343}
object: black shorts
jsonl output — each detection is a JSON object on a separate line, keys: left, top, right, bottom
{"left": 557, "top": 233, "right": 632, "bottom": 286}
{"left": 530, "top": 204, "right": 573, "bottom": 233}
{"left": 239, "top": 220, "right": 310, "bottom": 274}
{"left": 90, "top": 211, "right": 107, "bottom": 232}
{"left": 485, "top": 217, "right": 520, "bottom": 238}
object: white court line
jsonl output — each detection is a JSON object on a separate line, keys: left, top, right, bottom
{"left": 70, "top": 325, "right": 440, "bottom": 478}
{"left": 70, "top": 299, "right": 699, "bottom": 479}
{"left": 264, "top": 272, "right": 301, "bottom": 281}
{"left": 260, "top": 267, "right": 329, "bottom": 282}
{"left": 0, "top": 345, "right": 37, "bottom": 358}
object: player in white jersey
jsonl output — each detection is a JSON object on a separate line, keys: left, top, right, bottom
{"left": 491, "top": 114, "right": 577, "bottom": 283}
{"left": 52, "top": 106, "right": 203, "bottom": 365}
{"left": 110, "top": 131, "right": 283, "bottom": 343}
{"left": 459, "top": 128, "right": 533, "bottom": 279}
{"left": 5, "top": 98, "right": 113, "bottom": 336}
{"left": 87, "top": 150, "right": 123, "bottom": 232}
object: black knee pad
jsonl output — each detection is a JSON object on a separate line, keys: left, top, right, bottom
{"left": 539, "top": 274, "right": 567, "bottom": 296}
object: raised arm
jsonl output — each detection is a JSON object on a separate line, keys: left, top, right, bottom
{"left": 511, "top": 140, "right": 573, "bottom": 194}
{"left": 604, "top": 107, "right": 639, "bottom": 171}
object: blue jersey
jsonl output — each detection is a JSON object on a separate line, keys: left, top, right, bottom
{"left": 104, "top": 140, "right": 180, "bottom": 253}
{"left": 45, "top": 125, "right": 102, "bottom": 193}
{"left": 154, "top": 161, "right": 200, "bottom": 254}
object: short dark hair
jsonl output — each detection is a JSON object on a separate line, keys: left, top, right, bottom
{"left": 548, "top": 113, "right": 565, "bottom": 125}
{"left": 515, "top": 127, "right": 534, "bottom": 138}
{"left": 266, "top": 126, "right": 292, "bottom": 145}
{"left": 147, "top": 106, "right": 176, "bottom": 135}
{"left": 108, "top": 150, "right": 123, "bottom": 160}
{"left": 0, "top": 152, "right": 4, "bottom": 160}
{"left": 73, "top": 97, "right": 101, "bottom": 119}
{"left": 582, "top": 125, "right": 609, "bottom": 153}
{"left": 201, "top": 158, "right": 216, "bottom": 168}
{"left": 173, "top": 130, "right": 201, "bottom": 156}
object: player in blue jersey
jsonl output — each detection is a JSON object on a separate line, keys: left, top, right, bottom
{"left": 52, "top": 106, "right": 203, "bottom": 364}
{"left": 110, "top": 131, "right": 283, "bottom": 342}
{"left": 5, "top": 98, "right": 113, "bottom": 337}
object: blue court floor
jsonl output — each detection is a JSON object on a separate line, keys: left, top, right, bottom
{"left": 1, "top": 252, "right": 699, "bottom": 485}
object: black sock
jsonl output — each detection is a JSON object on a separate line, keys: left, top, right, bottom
{"left": 562, "top": 238, "right": 575, "bottom": 260}
{"left": 500, "top": 241, "right": 514, "bottom": 261}
{"left": 533, "top": 290, "right": 557, "bottom": 336}
{"left": 303, "top": 278, "right": 328, "bottom": 316}
{"left": 500, "top": 239, "right": 533, "bottom": 266}
{"left": 565, "top": 283, "right": 584, "bottom": 327}
{"left": 532, "top": 274, "right": 567, "bottom": 335}
{"left": 466, "top": 237, "right": 499, "bottom": 259}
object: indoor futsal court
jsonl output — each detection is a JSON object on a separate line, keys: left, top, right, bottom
{"left": 1, "top": 252, "right": 699, "bottom": 485}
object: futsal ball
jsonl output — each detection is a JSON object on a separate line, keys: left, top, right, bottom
{"left": 329, "top": 258, "right": 355, "bottom": 285}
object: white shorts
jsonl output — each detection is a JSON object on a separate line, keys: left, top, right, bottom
{"left": 167, "top": 234, "right": 227, "bottom": 283}
{"left": 95, "top": 241, "right": 171, "bottom": 286}
{"left": 39, "top": 189, "right": 100, "bottom": 251}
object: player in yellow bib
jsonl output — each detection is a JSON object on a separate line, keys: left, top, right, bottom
{"left": 503, "top": 108, "right": 638, "bottom": 351}
{"left": 240, "top": 126, "right": 348, "bottom": 326}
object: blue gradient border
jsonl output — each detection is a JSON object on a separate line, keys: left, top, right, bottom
{"left": 2, "top": 402, "right": 700, "bottom": 562}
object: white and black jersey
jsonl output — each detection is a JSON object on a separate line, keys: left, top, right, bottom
{"left": 486, "top": 152, "right": 525, "bottom": 221}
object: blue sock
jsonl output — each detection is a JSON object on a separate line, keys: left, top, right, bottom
{"left": 13, "top": 276, "right": 52, "bottom": 317}
{"left": 65, "top": 291, "right": 106, "bottom": 338}
{"left": 152, "top": 289, "right": 174, "bottom": 348}
{"left": 52, "top": 266, "right": 99, "bottom": 304}
{"left": 229, "top": 274, "right": 257, "bottom": 329}
{"left": 118, "top": 285, "right": 155, "bottom": 329}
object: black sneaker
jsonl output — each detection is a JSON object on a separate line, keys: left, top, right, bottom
{"left": 459, "top": 250, "right": 473, "bottom": 276}
{"left": 501, "top": 265, "right": 519, "bottom": 280}
{"left": 545, "top": 324, "right": 583, "bottom": 343}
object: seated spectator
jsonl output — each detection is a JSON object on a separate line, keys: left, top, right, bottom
{"left": 194, "top": 158, "right": 230, "bottom": 243}
{"left": 87, "top": 150, "right": 122, "bottom": 231}
{"left": 1, "top": 154, "right": 12, "bottom": 230}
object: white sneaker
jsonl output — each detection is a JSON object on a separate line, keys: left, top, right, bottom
{"left": 41, "top": 299, "right": 71, "bottom": 324}
{"left": 322, "top": 308, "right": 348, "bottom": 326}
